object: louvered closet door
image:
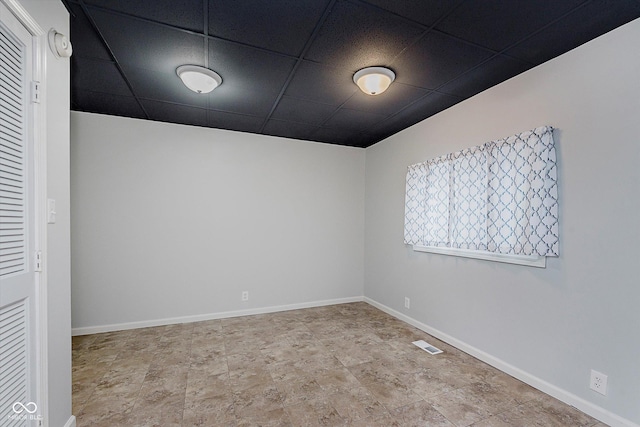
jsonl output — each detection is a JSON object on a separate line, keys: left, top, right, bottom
{"left": 0, "top": 3, "right": 37, "bottom": 426}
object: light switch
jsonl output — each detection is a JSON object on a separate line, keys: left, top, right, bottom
{"left": 47, "top": 199, "right": 56, "bottom": 224}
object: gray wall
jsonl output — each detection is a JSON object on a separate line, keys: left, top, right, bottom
{"left": 71, "top": 114, "right": 365, "bottom": 330}
{"left": 364, "top": 19, "right": 640, "bottom": 425}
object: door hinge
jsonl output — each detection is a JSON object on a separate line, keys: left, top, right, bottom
{"left": 35, "top": 251, "right": 42, "bottom": 272}
{"left": 31, "top": 81, "right": 41, "bottom": 104}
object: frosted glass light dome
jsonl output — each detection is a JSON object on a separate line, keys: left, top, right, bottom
{"left": 176, "top": 65, "right": 222, "bottom": 94}
{"left": 353, "top": 66, "right": 395, "bottom": 95}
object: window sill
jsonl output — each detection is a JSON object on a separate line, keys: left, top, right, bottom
{"left": 412, "top": 245, "right": 546, "bottom": 268}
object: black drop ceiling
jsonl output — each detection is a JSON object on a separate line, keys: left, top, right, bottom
{"left": 67, "top": 0, "right": 640, "bottom": 148}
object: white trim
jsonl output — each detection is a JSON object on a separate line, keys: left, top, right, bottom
{"left": 72, "top": 296, "right": 364, "bottom": 336}
{"left": 412, "top": 244, "right": 546, "bottom": 268}
{"left": 32, "top": 21, "right": 49, "bottom": 427}
{"left": 63, "top": 415, "right": 76, "bottom": 427}
{"left": 0, "top": 1, "right": 49, "bottom": 425}
{"left": 364, "top": 297, "right": 640, "bottom": 427}
{"left": 1, "top": 0, "right": 41, "bottom": 32}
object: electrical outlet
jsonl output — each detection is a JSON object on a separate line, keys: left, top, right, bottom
{"left": 241, "top": 291, "right": 249, "bottom": 301}
{"left": 590, "top": 370, "right": 607, "bottom": 395}
{"left": 404, "top": 297, "right": 410, "bottom": 309}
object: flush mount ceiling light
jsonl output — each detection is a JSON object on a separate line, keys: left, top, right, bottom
{"left": 353, "top": 66, "right": 395, "bottom": 96}
{"left": 176, "top": 65, "right": 222, "bottom": 94}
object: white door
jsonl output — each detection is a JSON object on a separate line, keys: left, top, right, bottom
{"left": 0, "top": 2, "right": 39, "bottom": 426}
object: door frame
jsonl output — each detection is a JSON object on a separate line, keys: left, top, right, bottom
{"left": 1, "top": 0, "right": 48, "bottom": 424}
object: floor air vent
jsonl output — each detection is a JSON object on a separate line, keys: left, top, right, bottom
{"left": 412, "top": 340, "right": 443, "bottom": 355}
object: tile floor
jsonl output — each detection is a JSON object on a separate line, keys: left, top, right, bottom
{"left": 72, "top": 302, "right": 606, "bottom": 426}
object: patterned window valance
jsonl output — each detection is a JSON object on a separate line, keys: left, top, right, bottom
{"left": 404, "top": 126, "right": 558, "bottom": 257}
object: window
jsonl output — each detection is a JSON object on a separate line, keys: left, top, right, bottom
{"left": 404, "top": 126, "right": 558, "bottom": 266}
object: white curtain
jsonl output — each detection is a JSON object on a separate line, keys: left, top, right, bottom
{"left": 404, "top": 126, "right": 558, "bottom": 257}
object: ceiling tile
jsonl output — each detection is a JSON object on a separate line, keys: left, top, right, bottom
{"left": 71, "top": 57, "right": 132, "bottom": 96}
{"left": 120, "top": 65, "right": 207, "bottom": 108}
{"left": 434, "top": 0, "right": 585, "bottom": 52}
{"left": 343, "top": 83, "right": 428, "bottom": 116}
{"left": 262, "top": 120, "right": 320, "bottom": 141}
{"left": 323, "top": 108, "right": 386, "bottom": 132}
{"left": 284, "top": 61, "right": 358, "bottom": 106}
{"left": 207, "top": 40, "right": 296, "bottom": 93}
{"left": 204, "top": 84, "right": 276, "bottom": 117}
{"left": 350, "top": 133, "right": 380, "bottom": 148}
{"left": 206, "top": 39, "right": 297, "bottom": 116}
{"left": 408, "top": 91, "right": 463, "bottom": 120}
{"left": 505, "top": 0, "right": 640, "bottom": 66}
{"left": 142, "top": 100, "right": 208, "bottom": 127}
{"left": 207, "top": 111, "right": 264, "bottom": 134}
{"left": 84, "top": 0, "right": 205, "bottom": 32}
{"left": 271, "top": 97, "right": 337, "bottom": 126}
{"left": 72, "top": 89, "right": 146, "bottom": 119}
{"left": 312, "top": 127, "right": 373, "bottom": 147}
{"left": 304, "top": 0, "right": 424, "bottom": 71}
{"left": 360, "top": 0, "right": 464, "bottom": 27}
{"left": 207, "top": 0, "right": 332, "bottom": 56}
{"left": 88, "top": 7, "right": 205, "bottom": 73}
{"left": 392, "top": 31, "right": 493, "bottom": 89}
{"left": 311, "top": 127, "right": 359, "bottom": 146}
{"left": 69, "top": 3, "right": 111, "bottom": 61}
{"left": 439, "top": 55, "right": 532, "bottom": 99}
{"left": 370, "top": 91, "right": 462, "bottom": 138}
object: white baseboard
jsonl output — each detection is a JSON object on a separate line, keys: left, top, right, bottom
{"left": 71, "top": 296, "right": 364, "bottom": 336}
{"left": 63, "top": 415, "right": 76, "bottom": 427}
{"left": 364, "top": 297, "right": 639, "bottom": 427}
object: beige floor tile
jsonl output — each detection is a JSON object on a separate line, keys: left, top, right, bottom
{"left": 185, "top": 370, "right": 230, "bottom": 401}
{"left": 284, "top": 398, "right": 347, "bottom": 427}
{"left": 530, "top": 394, "right": 601, "bottom": 426}
{"left": 364, "top": 378, "right": 424, "bottom": 411}
{"left": 262, "top": 345, "right": 310, "bottom": 365}
{"left": 236, "top": 407, "right": 293, "bottom": 427}
{"left": 398, "top": 367, "right": 462, "bottom": 399}
{"left": 232, "top": 384, "right": 285, "bottom": 419}
{"left": 227, "top": 351, "right": 268, "bottom": 370}
{"left": 75, "top": 391, "right": 138, "bottom": 426}
{"left": 188, "top": 354, "right": 228, "bottom": 376}
{"left": 348, "top": 412, "right": 397, "bottom": 427}
{"left": 327, "top": 386, "right": 387, "bottom": 422}
{"left": 488, "top": 370, "right": 546, "bottom": 404}
{"left": 75, "top": 409, "right": 131, "bottom": 427}
{"left": 71, "top": 303, "right": 606, "bottom": 427}
{"left": 391, "top": 400, "right": 456, "bottom": 427}
{"left": 426, "top": 381, "right": 520, "bottom": 427}
{"left": 182, "top": 393, "right": 236, "bottom": 426}
{"left": 229, "top": 368, "right": 274, "bottom": 392}
{"left": 314, "top": 367, "right": 362, "bottom": 393}
{"left": 428, "top": 391, "right": 492, "bottom": 426}
{"left": 127, "top": 399, "right": 184, "bottom": 427}
{"left": 348, "top": 360, "right": 399, "bottom": 384}
{"left": 273, "top": 373, "right": 325, "bottom": 406}
{"left": 470, "top": 416, "right": 515, "bottom": 426}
